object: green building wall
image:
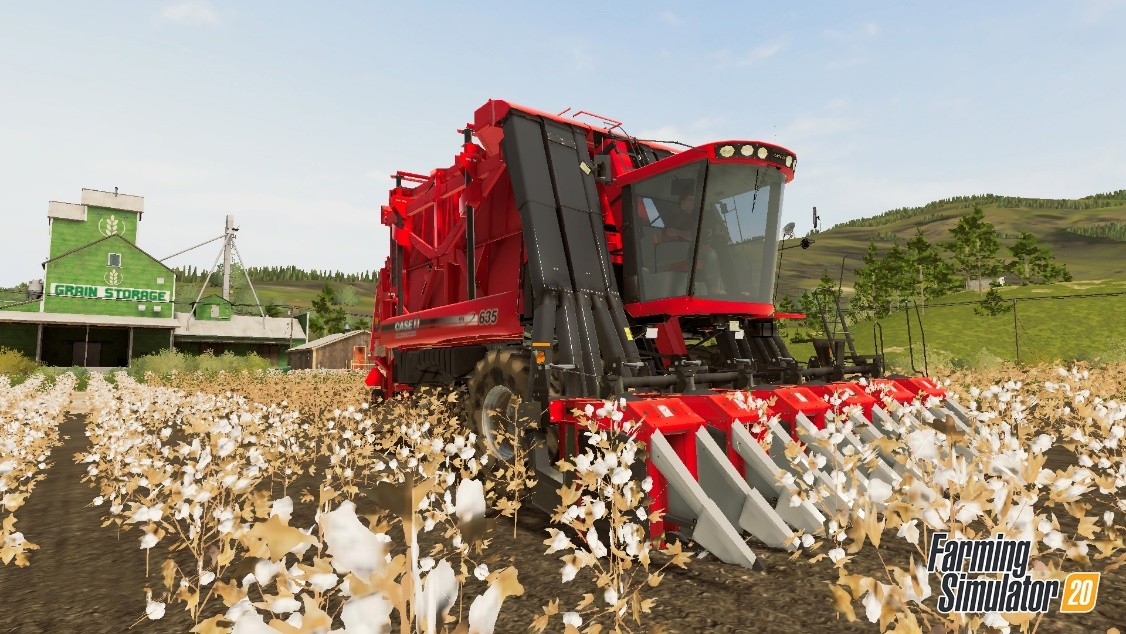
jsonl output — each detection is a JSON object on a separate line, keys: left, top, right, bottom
{"left": 44, "top": 208, "right": 175, "bottom": 318}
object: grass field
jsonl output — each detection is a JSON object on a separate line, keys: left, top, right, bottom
{"left": 786, "top": 279, "right": 1126, "bottom": 369}
{"left": 776, "top": 195, "right": 1126, "bottom": 301}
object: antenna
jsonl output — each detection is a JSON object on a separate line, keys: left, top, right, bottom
{"left": 812, "top": 206, "right": 820, "bottom": 232}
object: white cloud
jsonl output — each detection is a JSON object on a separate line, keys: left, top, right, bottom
{"left": 657, "top": 10, "right": 682, "bottom": 26}
{"left": 1080, "top": 0, "right": 1126, "bottom": 22}
{"left": 823, "top": 22, "right": 880, "bottom": 42}
{"left": 711, "top": 38, "right": 787, "bottom": 69}
{"left": 160, "top": 2, "right": 219, "bottom": 25}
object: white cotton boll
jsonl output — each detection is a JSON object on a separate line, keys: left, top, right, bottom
{"left": 474, "top": 563, "right": 490, "bottom": 581}
{"left": 341, "top": 593, "right": 394, "bottom": 634}
{"left": 270, "top": 597, "right": 301, "bottom": 614}
{"left": 140, "top": 532, "right": 159, "bottom": 549}
{"left": 1030, "top": 434, "right": 1054, "bottom": 454}
{"left": 418, "top": 557, "right": 436, "bottom": 572}
{"left": 905, "top": 428, "right": 939, "bottom": 462}
{"left": 955, "top": 501, "right": 982, "bottom": 524}
{"left": 641, "top": 476, "right": 653, "bottom": 492}
{"left": 270, "top": 496, "right": 293, "bottom": 521}
{"left": 897, "top": 519, "right": 920, "bottom": 546}
{"left": 199, "top": 571, "right": 216, "bottom": 586}
{"left": 982, "top": 611, "right": 1010, "bottom": 633}
{"left": 587, "top": 527, "right": 608, "bottom": 558}
{"left": 454, "top": 478, "right": 486, "bottom": 525}
{"left": 584, "top": 404, "right": 595, "bottom": 417}
{"left": 828, "top": 548, "right": 845, "bottom": 563}
{"left": 867, "top": 478, "right": 893, "bottom": 504}
{"left": 801, "top": 533, "right": 815, "bottom": 548}
{"left": 145, "top": 600, "right": 166, "bottom": 620}
{"left": 308, "top": 572, "right": 338, "bottom": 592}
{"left": 547, "top": 529, "right": 573, "bottom": 554}
{"left": 1104, "top": 511, "right": 1114, "bottom": 526}
{"left": 610, "top": 467, "right": 631, "bottom": 486}
{"left": 862, "top": 589, "right": 881, "bottom": 623}
{"left": 253, "top": 560, "right": 280, "bottom": 586}
{"left": 802, "top": 470, "right": 815, "bottom": 486}
{"left": 1043, "top": 530, "right": 1065, "bottom": 550}
{"left": 604, "top": 588, "right": 619, "bottom": 605}
{"left": 562, "top": 611, "right": 583, "bottom": 627}
{"left": 322, "top": 501, "right": 390, "bottom": 578}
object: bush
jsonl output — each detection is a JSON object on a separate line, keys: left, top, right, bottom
{"left": 128, "top": 349, "right": 197, "bottom": 379}
{"left": 129, "top": 349, "right": 274, "bottom": 381}
{"left": 0, "top": 347, "right": 39, "bottom": 380}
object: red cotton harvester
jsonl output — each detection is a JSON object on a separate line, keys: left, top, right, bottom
{"left": 365, "top": 101, "right": 974, "bottom": 568}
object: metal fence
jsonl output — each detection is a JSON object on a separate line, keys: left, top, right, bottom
{"left": 859, "top": 291, "right": 1126, "bottom": 371}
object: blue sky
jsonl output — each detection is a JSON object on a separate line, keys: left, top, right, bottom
{"left": 2, "top": 1, "right": 1124, "bottom": 286}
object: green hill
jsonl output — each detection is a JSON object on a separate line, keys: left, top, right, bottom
{"left": 776, "top": 190, "right": 1126, "bottom": 301}
{"left": 174, "top": 279, "right": 376, "bottom": 318}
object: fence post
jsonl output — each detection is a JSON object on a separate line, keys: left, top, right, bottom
{"left": 1012, "top": 300, "right": 1020, "bottom": 365}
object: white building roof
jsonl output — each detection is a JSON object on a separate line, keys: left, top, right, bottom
{"left": 288, "top": 330, "right": 368, "bottom": 352}
{"left": 0, "top": 310, "right": 179, "bottom": 329}
{"left": 173, "top": 313, "right": 306, "bottom": 342}
{"left": 47, "top": 189, "right": 145, "bottom": 222}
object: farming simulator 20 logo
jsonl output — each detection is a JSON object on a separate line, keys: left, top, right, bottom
{"left": 927, "top": 532, "right": 1100, "bottom": 614}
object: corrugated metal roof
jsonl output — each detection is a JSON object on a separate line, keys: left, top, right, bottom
{"left": 173, "top": 312, "right": 306, "bottom": 342}
{"left": 288, "top": 330, "right": 368, "bottom": 351}
{"left": 0, "top": 310, "right": 179, "bottom": 328}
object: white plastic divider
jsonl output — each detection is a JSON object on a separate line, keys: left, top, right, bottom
{"left": 729, "top": 422, "right": 826, "bottom": 534}
{"left": 693, "top": 427, "right": 797, "bottom": 551}
{"left": 648, "top": 430, "right": 760, "bottom": 569}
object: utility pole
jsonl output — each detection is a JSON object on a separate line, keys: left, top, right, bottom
{"left": 222, "top": 215, "right": 236, "bottom": 300}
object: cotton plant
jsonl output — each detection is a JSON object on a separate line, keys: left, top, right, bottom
{"left": 534, "top": 399, "right": 690, "bottom": 634}
{"left": 193, "top": 404, "right": 523, "bottom": 634}
{"left": 0, "top": 372, "right": 76, "bottom": 566}
{"left": 80, "top": 373, "right": 312, "bottom": 625}
{"left": 824, "top": 364, "right": 1126, "bottom": 633}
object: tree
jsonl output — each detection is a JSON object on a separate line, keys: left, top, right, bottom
{"left": 942, "top": 206, "right": 1002, "bottom": 294}
{"left": 902, "top": 229, "right": 958, "bottom": 314}
{"left": 852, "top": 243, "right": 894, "bottom": 319}
{"left": 1006, "top": 231, "right": 1071, "bottom": 283}
{"left": 309, "top": 283, "right": 347, "bottom": 339}
{"left": 974, "top": 283, "right": 1012, "bottom": 316}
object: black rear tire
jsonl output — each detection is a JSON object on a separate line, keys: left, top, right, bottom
{"left": 465, "top": 349, "right": 531, "bottom": 462}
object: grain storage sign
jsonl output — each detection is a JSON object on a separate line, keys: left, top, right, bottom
{"left": 49, "top": 283, "right": 171, "bottom": 303}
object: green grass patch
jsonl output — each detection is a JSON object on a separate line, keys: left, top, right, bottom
{"left": 834, "top": 280, "right": 1126, "bottom": 368}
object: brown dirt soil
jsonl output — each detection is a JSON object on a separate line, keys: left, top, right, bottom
{"left": 0, "top": 416, "right": 1121, "bottom": 633}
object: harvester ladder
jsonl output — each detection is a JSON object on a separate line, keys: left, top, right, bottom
{"left": 815, "top": 290, "right": 859, "bottom": 363}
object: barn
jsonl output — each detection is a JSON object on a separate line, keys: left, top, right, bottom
{"left": 286, "top": 330, "right": 370, "bottom": 370}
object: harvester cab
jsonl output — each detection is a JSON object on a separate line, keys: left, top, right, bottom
{"left": 365, "top": 100, "right": 973, "bottom": 568}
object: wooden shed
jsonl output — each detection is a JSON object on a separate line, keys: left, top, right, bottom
{"left": 286, "top": 330, "right": 370, "bottom": 370}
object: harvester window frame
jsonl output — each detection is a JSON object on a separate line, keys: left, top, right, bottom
{"left": 621, "top": 161, "right": 708, "bottom": 302}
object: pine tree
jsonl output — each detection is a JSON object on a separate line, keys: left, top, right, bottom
{"left": 1006, "top": 231, "right": 1071, "bottom": 284}
{"left": 942, "top": 206, "right": 1002, "bottom": 294}
{"left": 903, "top": 229, "right": 957, "bottom": 314}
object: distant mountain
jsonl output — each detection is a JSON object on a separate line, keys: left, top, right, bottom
{"left": 775, "top": 190, "right": 1126, "bottom": 302}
